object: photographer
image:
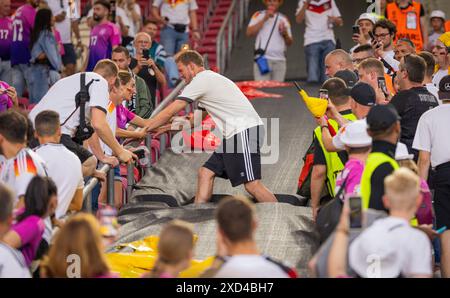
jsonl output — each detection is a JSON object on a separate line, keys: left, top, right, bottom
{"left": 151, "top": 0, "right": 200, "bottom": 56}
{"left": 350, "top": 13, "right": 377, "bottom": 53}
{"left": 246, "top": 0, "right": 293, "bottom": 82}
{"left": 29, "top": 59, "right": 134, "bottom": 177}
{"left": 372, "top": 19, "right": 399, "bottom": 73}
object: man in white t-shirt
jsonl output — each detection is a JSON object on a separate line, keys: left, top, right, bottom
{"left": 34, "top": 110, "right": 84, "bottom": 219}
{"left": 372, "top": 19, "right": 400, "bottom": 74}
{"left": 413, "top": 75, "right": 450, "bottom": 278}
{"left": 151, "top": 0, "right": 200, "bottom": 56}
{"left": 246, "top": 0, "right": 293, "bottom": 82}
{"left": 209, "top": 196, "right": 296, "bottom": 278}
{"left": 0, "top": 110, "right": 48, "bottom": 205}
{"left": 418, "top": 51, "right": 440, "bottom": 103}
{"left": 349, "top": 168, "right": 433, "bottom": 278}
{"left": 146, "top": 50, "right": 276, "bottom": 204}
{"left": 28, "top": 59, "right": 133, "bottom": 177}
{"left": 0, "top": 183, "right": 31, "bottom": 278}
{"left": 47, "top": 0, "right": 82, "bottom": 76}
{"left": 295, "top": 0, "right": 343, "bottom": 83}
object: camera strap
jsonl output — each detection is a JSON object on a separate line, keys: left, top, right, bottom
{"left": 257, "top": 13, "right": 280, "bottom": 55}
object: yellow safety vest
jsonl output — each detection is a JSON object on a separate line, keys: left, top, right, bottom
{"left": 360, "top": 152, "right": 417, "bottom": 226}
{"left": 313, "top": 113, "right": 357, "bottom": 197}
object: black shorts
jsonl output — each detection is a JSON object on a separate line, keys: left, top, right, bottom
{"left": 203, "top": 125, "right": 264, "bottom": 187}
{"left": 434, "top": 162, "right": 450, "bottom": 229}
{"left": 62, "top": 43, "right": 77, "bottom": 65}
{"left": 60, "top": 134, "right": 93, "bottom": 164}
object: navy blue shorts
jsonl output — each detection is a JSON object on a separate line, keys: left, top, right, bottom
{"left": 203, "top": 125, "right": 264, "bottom": 187}
{"left": 62, "top": 43, "right": 77, "bottom": 65}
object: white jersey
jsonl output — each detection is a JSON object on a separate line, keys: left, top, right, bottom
{"left": 29, "top": 72, "right": 110, "bottom": 138}
{"left": 178, "top": 70, "right": 263, "bottom": 139}
{"left": 0, "top": 148, "right": 48, "bottom": 204}
{"left": 214, "top": 255, "right": 292, "bottom": 278}
{"left": 0, "top": 243, "right": 31, "bottom": 278}
{"left": 34, "top": 143, "right": 84, "bottom": 219}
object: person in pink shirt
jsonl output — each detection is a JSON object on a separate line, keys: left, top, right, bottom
{"left": 0, "top": 0, "right": 13, "bottom": 84}
{"left": 85, "top": 0, "right": 121, "bottom": 71}
{"left": 334, "top": 120, "right": 372, "bottom": 198}
{"left": 2, "top": 176, "right": 58, "bottom": 267}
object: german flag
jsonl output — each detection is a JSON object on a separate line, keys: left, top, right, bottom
{"left": 14, "top": 154, "right": 37, "bottom": 177}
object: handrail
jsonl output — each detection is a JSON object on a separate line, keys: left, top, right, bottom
{"left": 216, "top": 0, "right": 250, "bottom": 74}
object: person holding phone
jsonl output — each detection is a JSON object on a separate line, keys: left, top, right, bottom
{"left": 0, "top": 80, "right": 17, "bottom": 112}
{"left": 350, "top": 13, "right": 377, "bottom": 53}
{"left": 372, "top": 19, "right": 399, "bottom": 73}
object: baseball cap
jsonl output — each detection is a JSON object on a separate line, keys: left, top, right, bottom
{"left": 395, "top": 142, "right": 414, "bottom": 161}
{"left": 340, "top": 119, "right": 372, "bottom": 148}
{"left": 350, "top": 82, "right": 376, "bottom": 106}
{"left": 366, "top": 104, "right": 400, "bottom": 131}
{"left": 335, "top": 70, "right": 358, "bottom": 88}
{"left": 357, "top": 13, "right": 378, "bottom": 25}
{"left": 438, "top": 75, "right": 450, "bottom": 101}
{"left": 430, "top": 10, "right": 446, "bottom": 21}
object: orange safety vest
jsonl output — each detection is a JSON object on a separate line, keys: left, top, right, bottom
{"left": 446, "top": 21, "right": 450, "bottom": 32}
{"left": 386, "top": 1, "right": 424, "bottom": 51}
{"left": 384, "top": 73, "right": 395, "bottom": 96}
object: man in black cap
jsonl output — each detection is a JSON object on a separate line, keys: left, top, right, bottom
{"left": 320, "top": 82, "right": 376, "bottom": 153}
{"left": 359, "top": 104, "right": 401, "bottom": 212}
{"left": 390, "top": 54, "right": 439, "bottom": 160}
{"left": 413, "top": 75, "right": 450, "bottom": 278}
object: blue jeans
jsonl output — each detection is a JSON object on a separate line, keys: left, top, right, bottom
{"left": 11, "top": 64, "right": 33, "bottom": 98}
{"left": 164, "top": 56, "right": 180, "bottom": 88}
{"left": 160, "top": 25, "right": 189, "bottom": 56}
{"left": 0, "top": 60, "right": 12, "bottom": 85}
{"left": 29, "top": 64, "right": 53, "bottom": 104}
{"left": 304, "top": 40, "right": 335, "bottom": 83}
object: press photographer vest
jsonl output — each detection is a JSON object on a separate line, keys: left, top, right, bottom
{"left": 386, "top": 1, "right": 424, "bottom": 50}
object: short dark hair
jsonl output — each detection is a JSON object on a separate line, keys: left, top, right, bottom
{"left": 35, "top": 110, "right": 60, "bottom": 137}
{"left": 17, "top": 176, "right": 57, "bottom": 223}
{"left": 373, "top": 19, "right": 397, "bottom": 36}
{"left": 353, "top": 44, "right": 374, "bottom": 55}
{"left": 94, "top": 0, "right": 110, "bottom": 11}
{"left": 175, "top": 50, "right": 204, "bottom": 67}
{"left": 321, "top": 78, "right": 350, "bottom": 106}
{"left": 216, "top": 196, "right": 254, "bottom": 243}
{"left": 402, "top": 54, "right": 426, "bottom": 84}
{"left": 112, "top": 46, "right": 130, "bottom": 58}
{"left": 143, "top": 19, "right": 158, "bottom": 27}
{"left": 0, "top": 110, "right": 28, "bottom": 143}
{"left": 118, "top": 71, "right": 132, "bottom": 86}
{"left": 0, "top": 183, "right": 14, "bottom": 223}
{"left": 397, "top": 38, "right": 416, "bottom": 49}
{"left": 418, "top": 51, "right": 436, "bottom": 78}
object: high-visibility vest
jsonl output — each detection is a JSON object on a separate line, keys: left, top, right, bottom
{"left": 384, "top": 73, "right": 395, "bottom": 96}
{"left": 313, "top": 113, "right": 357, "bottom": 197}
{"left": 386, "top": 1, "right": 424, "bottom": 51}
{"left": 445, "top": 20, "right": 450, "bottom": 32}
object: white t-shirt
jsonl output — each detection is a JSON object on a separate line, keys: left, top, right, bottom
{"left": 425, "top": 83, "right": 440, "bottom": 104}
{"left": 432, "top": 69, "right": 449, "bottom": 88}
{"left": 34, "top": 143, "right": 84, "bottom": 219}
{"left": 120, "top": 4, "right": 141, "bottom": 37}
{"left": 381, "top": 50, "right": 400, "bottom": 72}
{"left": 47, "top": 0, "right": 72, "bottom": 44}
{"left": 178, "top": 70, "right": 263, "bottom": 139}
{"left": 349, "top": 217, "right": 432, "bottom": 278}
{"left": 0, "top": 148, "right": 48, "bottom": 204}
{"left": 153, "top": 0, "right": 198, "bottom": 26}
{"left": 412, "top": 104, "right": 450, "bottom": 167}
{"left": 248, "top": 11, "right": 292, "bottom": 61}
{"left": 296, "top": 0, "right": 341, "bottom": 46}
{"left": 214, "top": 255, "right": 291, "bottom": 278}
{"left": 29, "top": 72, "right": 110, "bottom": 138}
{"left": 0, "top": 243, "right": 31, "bottom": 278}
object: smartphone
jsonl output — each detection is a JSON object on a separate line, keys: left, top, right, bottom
{"left": 134, "top": 148, "right": 146, "bottom": 159}
{"left": 319, "top": 89, "right": 329, "bottom": 100}
{"left": 352, "top": 25, "right": 360, "bottom": 35}
{"left": 349, "top": 196, "right": 362, "bottom": 229}
{"left": 368, "top": 31, "right": 375, "bottom": 40}
{"left": 377, "top": 76, "right": 389, "bottom": 96}
{"left": 436, "top": 226, "right": 447, "bottom": 234}
{"left": 142, "top": 48, "right": 150, "bottom": 60}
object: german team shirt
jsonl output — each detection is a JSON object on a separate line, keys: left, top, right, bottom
{"left": 86, "top": 21, "right": 121, "bottom": 71}
{"left": 10, "top": 4, "right": 36, "bottom": 66}
{"left": 0, "top": 148, "right": 47, "bottom": 204}
{"left": 0, "top": 17, "right": 12, "bottom": 60}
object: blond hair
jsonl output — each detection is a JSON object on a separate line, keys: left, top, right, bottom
{"left": 93, "top": 59, "right": 119, "bottom": 79}
{"left": 384, "top": 168, "right": 420, "bottom": 211}
{"left": 40, "top": 213, "right": 110, "bottom": 278}
{"left": 150, "top": 220, "right": 195, "bottom": 277}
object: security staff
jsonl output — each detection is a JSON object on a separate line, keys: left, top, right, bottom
{"left": 360, "top": 104, "right": 400, "bottom": 211}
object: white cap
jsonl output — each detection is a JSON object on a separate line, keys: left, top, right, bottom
{"left": 430, "top": 10, "right": 446, "bottom": 21}
{"left": 395, "top": 142, "right": 413, "bottom": 161}
{"left": 357, "top": 13, "right": 378, "bottom": 25}
{"left": 340, "top": 119, "right": 372, "bottom": 148}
